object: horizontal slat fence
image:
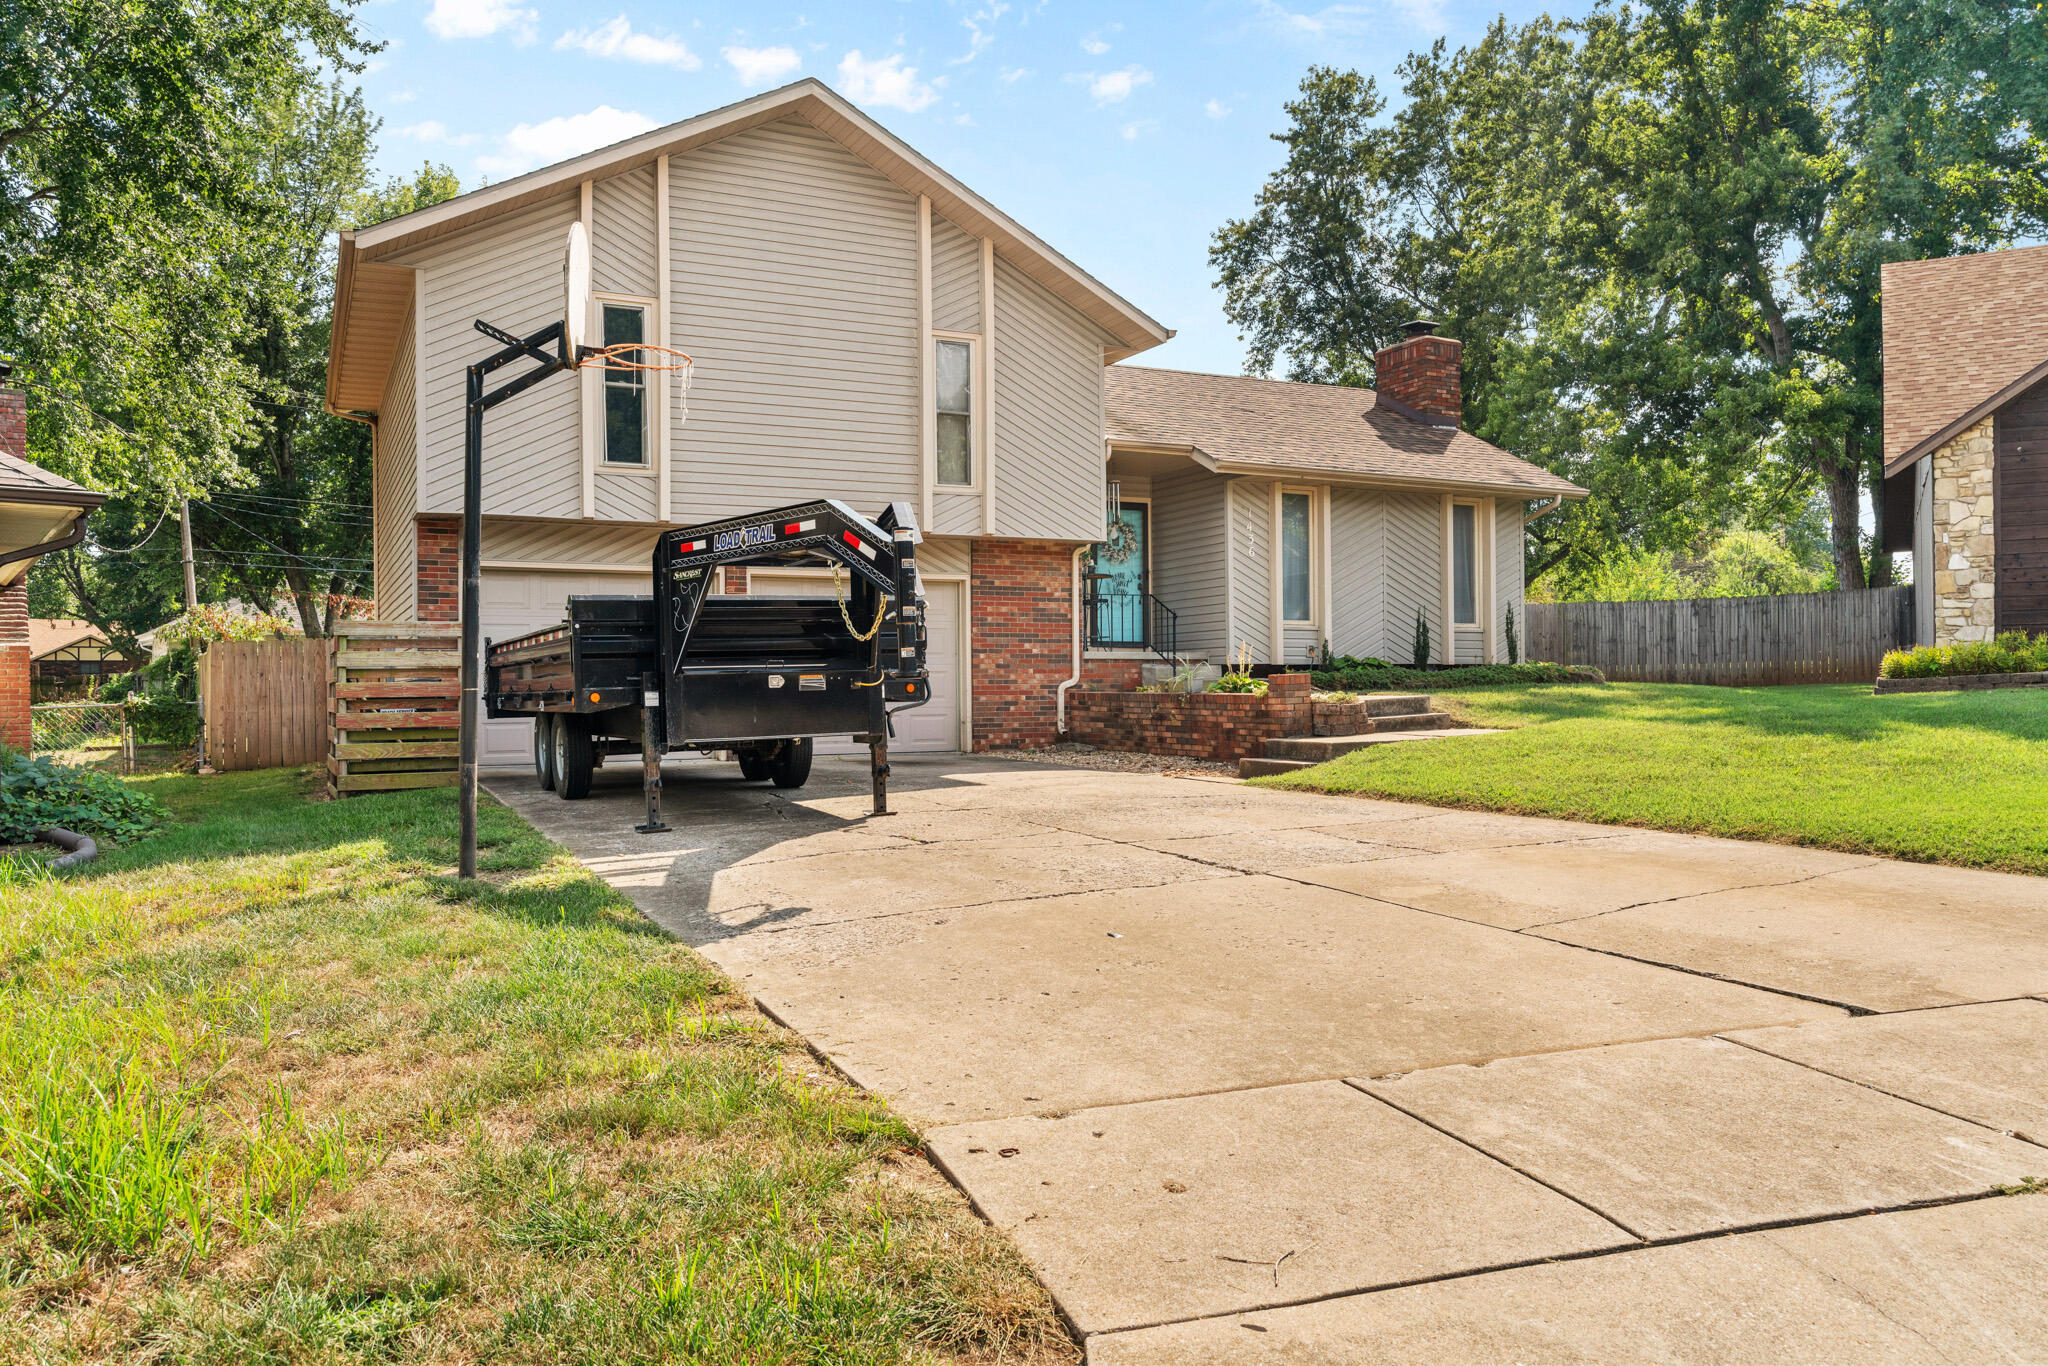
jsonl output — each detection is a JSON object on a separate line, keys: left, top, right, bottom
{"left": 327, "top": 622, "right": 463, "bottom": 796}
{"left": 199, "top": 639, "right": 331, "bottom": 770}
{"left": 1524, "top": 586, "right": 1915, "bottom": 686}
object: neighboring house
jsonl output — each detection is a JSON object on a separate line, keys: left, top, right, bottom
{"left": 30, "top": 619, "right": 137, "bottom": 686}
{"left": 1883, "top": 245, "right": 2048, "bottom": 645}
{"left": 325, "top": 79, "right": 1582, "bottom": 760}
{"left": 0, "top": 376, "right": 106, "bottom": 749}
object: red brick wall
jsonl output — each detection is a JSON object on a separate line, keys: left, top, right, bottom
{"left": 723, "top": 566, "right": 748, "bottom": 593}
{"left": 1080, "top": 657, "right": 1143, "bottom": 690}
{"left": 1066, "top": 673, "right": 1311, "bottom": 763}
{"left": 0, "top": 578, "right": 28, "bottom": 752}
{"left": 415, "top": 518, "right": 459, "bottom": 622}
{"left": 971, "top": 539, "right": 1077, "bottom": 750}
{"left": 1374, "top": 333, "right": 1463, "bottom": 427}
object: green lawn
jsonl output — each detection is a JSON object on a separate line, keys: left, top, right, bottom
{"left": 0, "top": 771, "right": 1071, "bottom": 1364}
{"left": 1257, "top": 683, "right": 2048, "bottom": 875}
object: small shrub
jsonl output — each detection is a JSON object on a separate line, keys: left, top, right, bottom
{"left": 1310, "top": 662, "right": 1603, "bottom": 692}
{"left": 1878, "top": 631, "right": 2048, "bottom": 679}
{"left": 125, "top": 690, "right": 199, "bottom": 747}
{"left": 1411, "top": 610, "right": 1431, "bottom": 667}
{"left": 0, "top": 750, "right": 170, "bottom": 843}
{"left": 1505, "top": 607, "right": 1520, "bottom": 664}
{"left": 1206, "top": 673, "right": 1267, "bottom": 695}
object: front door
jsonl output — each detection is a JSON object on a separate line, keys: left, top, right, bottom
{"left": 1089, "top": 502, "right": 1149, "bottom": 648}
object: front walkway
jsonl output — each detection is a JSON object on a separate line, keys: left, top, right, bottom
{"left": 488, "top": 754, "right": 2048, "bottom": 1362}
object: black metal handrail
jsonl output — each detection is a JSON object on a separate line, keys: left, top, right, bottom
{"left": 1084, "top": 588, "right": 1178, "bottom": 661}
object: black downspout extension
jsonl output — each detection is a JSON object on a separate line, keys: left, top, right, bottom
{"left": 36, "top": 825, "right": 97, "bottom": 869}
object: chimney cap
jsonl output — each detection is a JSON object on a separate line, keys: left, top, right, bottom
{"left": 1400, "top": 320, "right": 1439, "bottom": 338}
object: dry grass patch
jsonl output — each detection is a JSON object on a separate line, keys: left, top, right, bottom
{"left": 0, "top": 769, "right": 1074, "bottom": 1364}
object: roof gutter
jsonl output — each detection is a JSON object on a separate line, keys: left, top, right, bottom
{"left": 1204, "top": 461, "right": 1586, "bottom": 502}
{"left": 325, "top": 230, "right": 358, "bottom": 419}
{"left": 1525, "top": 495, "right": 1567, "bottom": 525}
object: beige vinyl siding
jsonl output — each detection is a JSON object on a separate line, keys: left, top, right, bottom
{"left": 1383, "top": 490, "right": 1444, "bottom": 664}
{"left": 917, "top": 535, "right": 970, "bottom": 577}
{"left": 1495, "top": 499, "right": 1526, "bottom": 659}
{"left": 407, "top": 192, "right": 583, "bottom": 519}
{"left": 1227, "top": 480, "right": 1272, "bottom": 663}
{"left": 1149, "top": 468, "right": 1229, "bottom": 659}
{"left": 1454, "top": 628, "right": 1485, "bottom": 664}
{"left": 593, "top": 472, "right": 659, "bottom": 523}
{"left": 668, "top": 118, "right": 920, "bottom": 523}
{"left": 931, "top": 490, "right": 980, "bottom": 536}
{"left": 373, "top": 307, "right": 419, "bottom": 620}
{"left": 931, "top": 216, "right": 982, "bottom": 333}
{"left": 1283, "top": 624, "right": 1321, "bottom": 665}
{"left": 591, "top": 164, "right": 658, "bottom": 297}
{"left": 992, "top": 255, "right": 1111, "bottom": 541}
{"left": 483, "top": 520, "right": 661, "bottom": 565}
{"left": 1328, "top": 486, "right": 1384, "bottom": 660}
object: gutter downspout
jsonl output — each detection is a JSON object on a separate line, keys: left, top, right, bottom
{"left": 1054, "top": 545, "right": 1086, "bottom": 736}
{"left": 1525, "top": 495, "right": 1566, "bottom": 525}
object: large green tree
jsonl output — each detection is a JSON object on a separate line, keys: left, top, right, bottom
{"left": 1214, "top": 1, "right": 2048, "bottom": 589}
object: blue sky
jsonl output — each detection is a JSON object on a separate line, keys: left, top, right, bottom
{"left": 357, "top": 0, "right": 1570, "bottom": 374}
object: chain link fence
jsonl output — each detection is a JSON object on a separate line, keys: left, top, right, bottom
{"left": 29, "top": 700, "right": 199, "bottom": 773}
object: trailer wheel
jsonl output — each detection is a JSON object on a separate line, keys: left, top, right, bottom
{"left": 768, "top": 737, "right": 813, "bottom": 788}
{"left": 533, "top": 717, "right": 557, "bottom": 791}
{"left": 554, "top": 715, "right": 596, "bottom": 800}
{"left": 736, "top": 748, "right": 771, "bottom": 782}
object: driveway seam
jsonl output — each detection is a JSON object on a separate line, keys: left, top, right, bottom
{"left": 1517, "top": 860, "right": 1886, "bottom": 931}
{"left": 1717, "top": 1033, "right": 2048, "bottom": 1150}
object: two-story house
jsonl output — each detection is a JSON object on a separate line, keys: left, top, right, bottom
{"left": 326, "top": 79, "right": 1582, "bottom": 761}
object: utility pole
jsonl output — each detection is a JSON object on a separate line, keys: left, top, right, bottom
{"left": 179, "top": 499, "right": 198, "bottom": 611}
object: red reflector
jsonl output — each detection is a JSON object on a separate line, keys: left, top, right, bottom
{"left": 784, "top": 523, "right": 800, "bottom": 534}
{"left": 841, "top": 531, "right": 861, "bottom": 548}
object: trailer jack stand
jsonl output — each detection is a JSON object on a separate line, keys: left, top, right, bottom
{"left": 869, "top": 735, "right": 891, "bottom": 816}
{"left": 635, "top": 673, "right": 670, "bottom": 834}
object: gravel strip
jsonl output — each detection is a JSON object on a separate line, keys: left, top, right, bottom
{"left": 990, "top": 742, "right": 1239, "bottom": 779}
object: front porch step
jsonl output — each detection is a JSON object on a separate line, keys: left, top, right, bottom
{"left": 1352, "top": 693, "right": 1432, "bottom": 717}
{"left": 1238, "top": 719, "right": 1503, "bottom": 778}
{"left": 1370, "top": 710, "right": 1462, "bottom": 733}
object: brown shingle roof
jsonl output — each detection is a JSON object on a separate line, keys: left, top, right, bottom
{"left": 1882, "top": 243, "right": 2048, "bottom": 473}
{"left": 1104, "top": 366, "right": 1584, "bottom": 497}
{"left": 0, "top": 449, "right": 100, "bottom": 504}
{"left": 29, "top": 619, "right": 108, "bottom": 658}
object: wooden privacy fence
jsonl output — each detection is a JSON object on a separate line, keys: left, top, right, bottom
{"left": 198, "top": 639, "right": 331, "bottom": 770}
{"left": 327, "top": 622, "right": 463, "bottom": 796}
{"left": 1524, "top": 586, "right": 1916, "bottom": 686}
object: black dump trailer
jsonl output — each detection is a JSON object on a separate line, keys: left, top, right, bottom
{"left": 485, "top": 499, "right": 930, "bottom": 831}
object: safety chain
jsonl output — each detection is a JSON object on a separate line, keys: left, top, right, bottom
{"left": 832, "top": 562, "right": 889, "bottom": 642}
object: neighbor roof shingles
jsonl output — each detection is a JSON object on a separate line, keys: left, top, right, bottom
{"left": 1882, "top": 243, "right": 2048, "bottom": 471}
{"left": 1104, "top": 366, "right": 1583, "bottom": 497}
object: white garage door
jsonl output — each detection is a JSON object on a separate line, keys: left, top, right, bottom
{"left": 748, "top": 572, "right": 962, "bottom": 752}
{"left": 478, "top": 568, "right": 651, "bottom": 768}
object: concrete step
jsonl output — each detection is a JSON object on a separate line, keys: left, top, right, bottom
{"left": 1261, "top": 734, "right": 1384, "bottom": 763}
{"left": 1353, "top": 693, "right": 1432, "bottom": 717}
{"left": 1370, "top": 711, "right": 1462, "bottom": 733}
{"left": 1237, "top": 756, "right": 1313, "bottom": 778}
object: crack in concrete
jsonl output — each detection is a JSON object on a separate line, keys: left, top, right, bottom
{"left": 1519, "top": 859, "right": 1885, "bottom": 931}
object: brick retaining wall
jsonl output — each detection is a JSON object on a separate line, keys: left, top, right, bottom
{"left": 1065, "top": 673, "right": 1312, "bottom": 763}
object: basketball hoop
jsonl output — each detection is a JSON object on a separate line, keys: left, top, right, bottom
{"left": 562, "top": 222, "right": 592, "bottom": 354}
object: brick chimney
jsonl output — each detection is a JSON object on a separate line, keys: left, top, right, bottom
{"left": 0, "top": 373, "right": 23, "bottom": 462}
{"left": 1373, "top": 320, "right": 1462, "bottom": 428}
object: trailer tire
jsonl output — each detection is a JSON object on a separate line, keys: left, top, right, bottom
{"left": 534, "top": 717, "right": 557, "bottom": 791}
{"left": 554, "top": 715, "right": 596, "bottom": 800}
{"left": 768, "top": 737, "right": 813, "bottom": 788}
{"left": 736, "top": 749, "right": 771, "bottom": 782}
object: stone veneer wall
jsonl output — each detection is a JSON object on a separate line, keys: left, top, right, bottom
{"left": 1931, "top": 416, "right": 1996, "bottom": 645}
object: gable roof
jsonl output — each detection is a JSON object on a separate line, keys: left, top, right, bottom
{"left": 1104, "top": 366, "right": 1585, "bottom": 498}
{"left": 0, "top": 450, "right": 102, "bottom": 506}
{"left": 1882, "top": 243, "right": 2048, "bottom": 475}
{"left": 329, "top": 79, "right": 1170, "bottom": 413}
{"left": 29, "top": 619, "right": 108, "bottom": 658}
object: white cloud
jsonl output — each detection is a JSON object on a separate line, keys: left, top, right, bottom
{"left": 424, "top": 0, "right": 536, "bottom": 43}
{"left": 999, "top": 66, "right": 1031, "bottom": 83}
{"left": 951, "top": 2, "right": 1007, "bottom": 64}
{"left": 1252, "top": 0, "right": 1444, "bottom": 38}
{"left": 555, "top": 16, "right": 701, "bottom": 68}
{"left": 953, "top": 111, "right": 976, "bottom": 126}
{"left": 389, "top": 89, "right": 418, "bottom": 104}
{"left": 1072, "top": 65, "right": 1152, "bottom": 105}
{"left": 836, "top": 50, "right": 939, "bottom": 113}
{"left": 396, "top": 120, "right": 479, "bottom": 146}
{"left": 722, "top": 43, "right": 802, "bottom": 86}
{"left": 1205, "top": 98, "right": 1231, "bottom": 119}
{"left": 1119, "top": 118, "right": 1158, "bottom": 140}
{"left": 475, "top": 105, "right": 657, "bottom": 178}
{"left": 1080, "top": 36, "right": 1109, "bottom": 54}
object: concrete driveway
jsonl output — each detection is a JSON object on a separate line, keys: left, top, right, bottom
{"left": 488, "top": 754, "right": 2048, "bottom": 1363}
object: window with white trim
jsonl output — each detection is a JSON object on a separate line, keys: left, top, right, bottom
{"left": 601, "top": 302, "right": 648, "bottom": 466}
{"left": 1281, "top": 489, "right": 1313, "bottom": 623}
{"left": 1451, "top": 501, "right": 1478, "bottom": 626}
{"left": 935, "top": 337, "right": 974, "bottom": 486}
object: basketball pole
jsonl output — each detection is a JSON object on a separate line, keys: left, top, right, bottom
{"left": 458, "top": 316, "right": 574, "bottom": 879}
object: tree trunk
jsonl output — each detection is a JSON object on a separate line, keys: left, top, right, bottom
{"left": 1826, "top": 456, "right": 1866, "bottom": 591}
{"left": 1864, "top": 448, "right": 1893, "bottom": 587}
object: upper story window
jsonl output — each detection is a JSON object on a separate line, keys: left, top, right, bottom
{"left": 1281, "top": 489, "right": 1313, "bottom": 623}
{"left": 935, "top": 337, "right": 973, "bottom": 486}
{"left": 1452, "top": 501, "right": 1478, "bottom": 625}
{"left": 602, "top": 302, "right": 648, "bottom": 466}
